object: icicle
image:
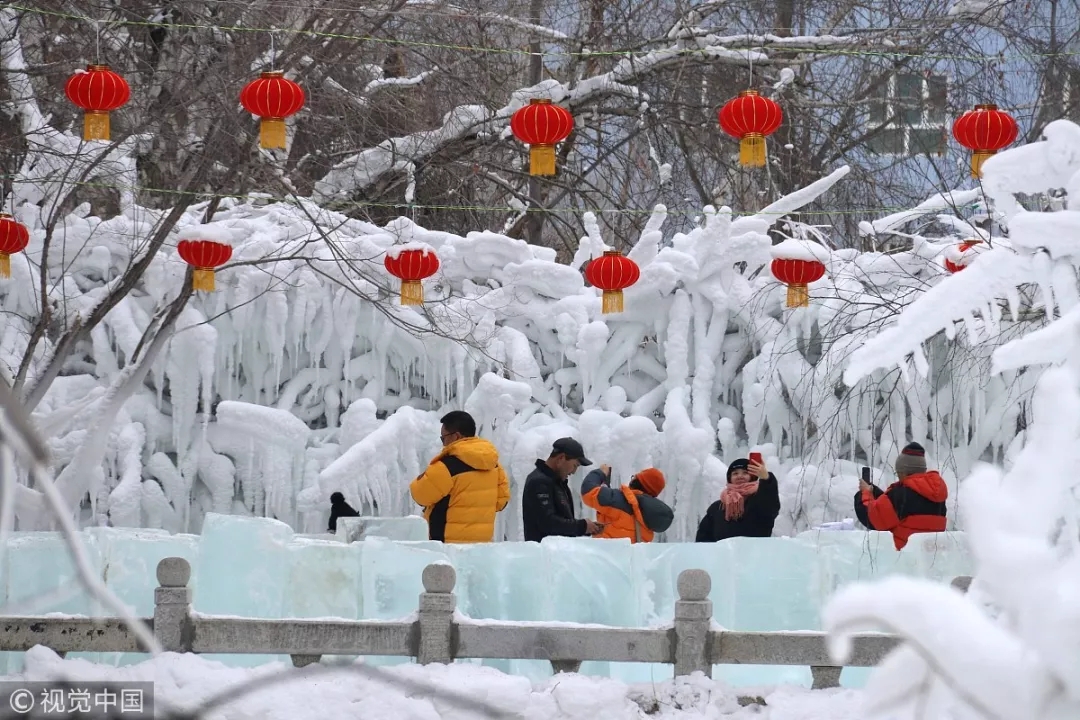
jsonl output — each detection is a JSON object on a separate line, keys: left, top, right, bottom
{"left": 911, "top": 345, "right": 929, "bottom": 377}
{"left": 962, "top": 313, "right": 979, "bottom": 345}
{"left": 1005, "top": 286, "right": 1021, "bottom": 322}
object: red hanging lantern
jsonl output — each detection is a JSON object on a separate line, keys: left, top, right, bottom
{"left": 718, "top": 90, "right": 783, "bottom": 168}
{"left": 178, "top": 239, "right": 233, "bottom": 292}
{"left": 945, "top": 239, "right": 982, "bottom": 273}
{"left": 952, "top": 104, "right": 1018, "bottom": 179}
{"left": 384, "top": 247, "right": 440, "bottom": 306}
{"left": 510, "top": 98, "right": 575, "bottom": 176}
{"left": 64, "top": 64, "right": 131, "bottom": 142}
{"left": 239, "top": 71, "right": 306, "bottom": 150}
{"left": 0, "top": 213, "right": 30, "bottom": 279}
{"left": 771, "top": 258, "right": 826, "bottom": 308}
{"left": 584, "top": 250, "right": 640, "bottom": 314}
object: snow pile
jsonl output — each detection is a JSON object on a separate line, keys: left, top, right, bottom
{"left": 823, "top": 125, "right": 1080, "bottom": 719}
{"left": 4, "top": 645, "right": 865, "bottom": 719}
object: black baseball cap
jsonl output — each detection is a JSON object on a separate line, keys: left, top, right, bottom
{"left": 551, "top": 437, "right": 592, "bottom": 466}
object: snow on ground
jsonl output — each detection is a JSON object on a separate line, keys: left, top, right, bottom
{"left": 4, "top": 646, "right": 864, "bottom": 719}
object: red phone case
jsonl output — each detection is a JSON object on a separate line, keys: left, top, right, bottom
{"left": 749, "top": 452, "right": 762, "bottom": 464}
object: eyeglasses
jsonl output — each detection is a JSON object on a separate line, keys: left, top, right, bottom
{"left": 440, "top": 431, "right": 459, "bottom": 444}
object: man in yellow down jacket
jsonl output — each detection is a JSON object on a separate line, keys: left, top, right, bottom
{"left": 410, "top": 410, "right": 511, "bottom": 543}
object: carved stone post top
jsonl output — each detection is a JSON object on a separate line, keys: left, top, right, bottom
{"left": 950, "top": 576, "right": 973, "bottom": 593}
{"left": 677, "top": 569, "right": 711, "bottom": 601}
{"left": 422, "top": 563, "right": 456, "bottom": 593}
{"left": 156, "top": 557, "right": 192, "bottom": 587}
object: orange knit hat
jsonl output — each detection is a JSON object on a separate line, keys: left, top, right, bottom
{"left": 634, "top": 468, "right": 666, "bottom": 496}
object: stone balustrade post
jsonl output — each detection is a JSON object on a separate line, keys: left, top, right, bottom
{"left": 550, "top": 660, "right": 583, "bottom": 674}
{"left": 673, "top": 569, "right": 713, "bottom": 678}
{"left": 810, "top": 665, "right": 842, "bottom": 689}
{"left": 417, "top": 563, "right": 456, "bottom": 664}
{"left": 154, "top": 557, "right": 193, "bottom": 653}
{"left": 951, "top": 576, "right": 973, "bottom": 594}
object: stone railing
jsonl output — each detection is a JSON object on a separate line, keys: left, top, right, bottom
{"left": 0, "top": 557, "right": 932, "bottom": 689}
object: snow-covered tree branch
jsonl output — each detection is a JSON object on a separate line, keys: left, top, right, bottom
{"left": 1, "top": 0, "right": 1075, "bottom": 542}
{"left": 823, "top": 116, "right": 1080, "bottom": 720}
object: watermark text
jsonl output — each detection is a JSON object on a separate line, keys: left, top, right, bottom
{"left": 1, "top": 681, "right": 154, "bottom": 719}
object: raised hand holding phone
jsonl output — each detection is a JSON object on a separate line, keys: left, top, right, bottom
{"left": 859, "top": 466, "right": 872, "bottom": 491}
{"left": 748, "top": 451, "right": 767, "bottom": 479}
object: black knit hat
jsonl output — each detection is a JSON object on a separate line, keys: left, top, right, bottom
{"left": 726, "top": 458, "right": 750, "bottom": 483}
{"left": 895, "top": 442, "right": 927, "bottom": 478}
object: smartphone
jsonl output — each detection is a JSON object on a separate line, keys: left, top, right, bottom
{"left": 749, "top": 452, "right": 763, "bottom": 465}
{"left": 861, "top": 466, "right": 871, "bottom": 483}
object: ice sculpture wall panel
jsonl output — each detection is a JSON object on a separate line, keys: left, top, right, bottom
{"left": 0, "top": 514, "right": 974, "bottom": 687}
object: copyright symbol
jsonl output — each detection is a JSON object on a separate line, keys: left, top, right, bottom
{"left": 9, "top": 688, "right": 34, "bottom": 713}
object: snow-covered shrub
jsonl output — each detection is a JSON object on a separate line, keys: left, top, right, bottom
{"left": 824, "top": 119, "right": 1080, "bottom": 719}
{"left": 6, "top": 0, "right": 1074, "bottom": 538}
{"left": 6, "top": 117, "right": 1069, "bottom": 539}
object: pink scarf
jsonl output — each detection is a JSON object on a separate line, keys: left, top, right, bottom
{"left": 720, "top": 480, "right": 760, "bottom": 521}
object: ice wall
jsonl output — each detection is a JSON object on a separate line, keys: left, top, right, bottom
{"left": 0, "top": 514, "right": 972, "bottom": 687}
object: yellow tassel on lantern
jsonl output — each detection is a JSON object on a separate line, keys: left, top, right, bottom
{"left": 785, "top": 284, "right": 810, "bottom": 308}
{"left": 84, "top": 111, "right": 110, "bottom": 141}
{"left": 601, "top": 289, "right": 624, "bottom": 314}
{"left": 260, "top": 118, "right": 287, "bottom": 150}
{"left": 400, "top": 280, "right": 424, "bottom": 306}
{"left": 970, "top": 150, "right": 994, "bottom": 179}
{"left": 739, "top": 133, "right": 767, "bottom": 167}
{"left": 192, "top": 268, "right": 216, "bottom": 292}
{"left": 0, "top": 254, "right": 10, "bottom": 278}
{"left": 529, "top": 144, "right": 557, "bottom": 176}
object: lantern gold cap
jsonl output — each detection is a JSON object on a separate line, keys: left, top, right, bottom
{"left": 261, "top": 70, "right": 286, "bottom": 78}
{"left": 974, "top": 103, "right": 998, "bottom": 111}
{"left": 86, "top": 64, "right": 111, "bottom": 72}
{"left": 739, "top": 89, "right": 761, "bottom": 97}
{"left": 529, "top": 98, "right": 552, "bottom": 105}
{"left": 0, "top": 212, "right": 12, "bottom": 219}
{"left": 602, "top": 249, "right": 621, "bottom": 256}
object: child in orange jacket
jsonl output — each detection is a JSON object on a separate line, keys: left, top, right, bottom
{"left": 581, "top": 465, "right": 674, "bottom": 543}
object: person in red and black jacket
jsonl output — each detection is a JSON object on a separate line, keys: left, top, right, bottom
{"left": 854, "top": 442, "right": 948, "bottom": 550}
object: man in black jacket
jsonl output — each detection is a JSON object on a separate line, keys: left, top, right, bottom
{"left": 521, "top": 438, "right": 602, "bottom": 542}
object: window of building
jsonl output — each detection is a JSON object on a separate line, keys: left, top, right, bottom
{"left": 867, "top": 72, "right": 948, "bottom": 157}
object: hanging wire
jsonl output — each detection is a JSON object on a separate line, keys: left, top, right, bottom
{"left": 94, "top": 18, "right": 101, "bottom": 64}
{"left": 0, "top": 174, "right": 985, "bottom": 220}
{"left": 6, "top": 3, "right": 1080, "bottom": 64}
{"left": 748, "top": 32, "right": 754, "bottom": 86}
{"left": 19, "top": 0, "right": 1066, "bottom": 34}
